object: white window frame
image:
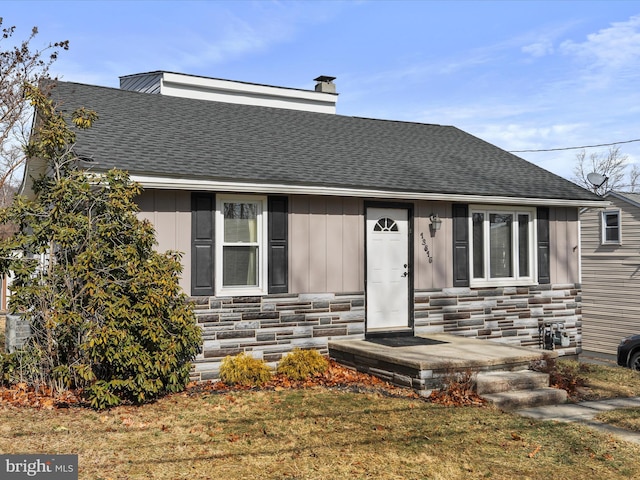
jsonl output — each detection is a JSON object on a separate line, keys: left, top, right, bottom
{"left": 601, "top": 210, "right": 621, "bottom": 245}
{"left": 215, "top": 194, "right": 268, "bottom": 296}
{"left": 469, "top": 205, "right": 537, "bottom": 287}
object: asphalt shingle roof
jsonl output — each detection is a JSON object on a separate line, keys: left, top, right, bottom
{"left": 50, "top": 81, "right": 600, "bottom": 202}
{"left": 608, "top": 191, "right": 640, "bottom": 208}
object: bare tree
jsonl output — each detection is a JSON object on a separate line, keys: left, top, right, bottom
{"left": 572, "top": 146, "right": 634, "bottom": 196}
{"left": 0, "top": 18, "right": 68, "bottom": 206}
{"left": 629, "top": 164, "right": 640, "bottom": 193}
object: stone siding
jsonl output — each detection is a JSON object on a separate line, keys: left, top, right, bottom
{"left": 191, "top": 284, "right": 580, "bottom": 381}
{"left": 190, "top": 292, "right": 366, "bottom": 381}
{"left": 413, "top": 283, "right": 581, "bottom": 356}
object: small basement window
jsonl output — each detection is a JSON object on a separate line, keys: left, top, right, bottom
{"left": 601, "top": 210, "right": 621, "bottom": 245}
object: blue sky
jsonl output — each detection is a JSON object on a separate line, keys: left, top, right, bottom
{"left": 4, "top": 0, "right": 640, "bottom": 182}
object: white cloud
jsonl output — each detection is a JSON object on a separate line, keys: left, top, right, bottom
{"left": 560, "top": 15, "right": 640, "bottom": 68}
{"left": 469, "top": 122, "right": 586, "bottom": 152}
{"left": 522, "top": 39, "right": 554, "bottom": 58}
{"left": 172, "top": 12, "right": 296, "bottom": 69}
{"left": 558, "top": 14, "right": 640, "bottom": 90}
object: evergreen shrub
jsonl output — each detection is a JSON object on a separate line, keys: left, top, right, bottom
{"left": 277, "top": 348, "right": 329, "bottom": 380}
{"left": 219, "top": 353, "right": 272, "bottom": 387}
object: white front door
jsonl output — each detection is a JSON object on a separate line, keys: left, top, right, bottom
{"left": 366, "top": 207, "right": 411, "bottom": 332}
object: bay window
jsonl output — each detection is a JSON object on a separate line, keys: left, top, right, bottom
{"left": 470, "top": 206, "right": 536, "bottom": 286}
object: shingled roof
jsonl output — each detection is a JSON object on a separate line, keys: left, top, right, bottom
{"left": 606, "top": 191, "right": 640, "bottom": 208}
{"left": 47, "top": 80, "right": 599, "bottom": 203}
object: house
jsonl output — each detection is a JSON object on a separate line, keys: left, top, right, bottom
{"left": 581, "top": 191, "right": 640, "bottom": 356}
{"left": 22, "top": 72, "right": 605, "bottom": 380}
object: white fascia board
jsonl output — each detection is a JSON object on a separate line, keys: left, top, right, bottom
{"left": 130, "top": 174, "right": 608, "bottom": 208}
{"left": 160, "top": 72, "right": 337, "bottom": 114}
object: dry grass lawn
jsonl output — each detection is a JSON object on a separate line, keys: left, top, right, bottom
{"left": 596, "top": 408, "right": 640, "bottom": 433}
{"left": 559, "top": 361, "right": 640, "bottom": 400}
{"left": 2, "top": 387, "right": 640, "bottom": 480}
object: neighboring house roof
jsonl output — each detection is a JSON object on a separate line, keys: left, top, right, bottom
{"left": 605, "top": 191, "right": 640, "bottom": 209}
{"left": 30, "top": 80, "right": 602, "bottom": 205}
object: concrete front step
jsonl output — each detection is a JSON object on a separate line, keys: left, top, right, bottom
{"left": 476, "top": 370, "right": 550, "bottom": 395}
{"left": 481, "top": 387, "right": 568, "bottom": 410}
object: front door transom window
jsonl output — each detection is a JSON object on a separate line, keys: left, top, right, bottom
{"left": 373, "top": 217, "right": 399, "bottom": 232}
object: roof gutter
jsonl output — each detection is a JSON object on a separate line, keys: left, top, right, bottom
{"left": 130, "top": 174, "right": 607, "bottom": 208}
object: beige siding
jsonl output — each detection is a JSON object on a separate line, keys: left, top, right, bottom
{"left": 289, "top": 200, "right": 578, "bottom": 294}
{"left": 550, "top": 207, "right": 580, "bottom": 284}
{"left": 136, "top": 190, "right": 192, "bottom": 293}
{"left": 414, "top": 201, "right": 452, "bottom": 289}
{"left": 289, "top": 196, "right": 364, "bottom": 293}
{"left": 581, "top": 197, "right": 640, "bottom": 354}
{"left": 133, "top": 193, "right": 580, "bottom": 302}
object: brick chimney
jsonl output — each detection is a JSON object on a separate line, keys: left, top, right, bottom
{"left": 314, "top": 76, "right": 336, "bottom": 94}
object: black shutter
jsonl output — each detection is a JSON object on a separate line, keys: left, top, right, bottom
{"left": 268, "top": 196, "right": 288, "bottom": 294}
{"left": 537, "top": 207, "right": 550, "bottom": 284}
{"left": 452, "top": 204, "right": 469, "bottom": 287}
{"left": 191, "top": 193, "right": 215, "bottom": 296}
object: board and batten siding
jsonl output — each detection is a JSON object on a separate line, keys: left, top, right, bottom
{"left": 549, "top": 207, "right": 580, "bottom": 284}
{"left": 136, "top": 189, "right": 192, "bottom": 293}
{"left": 134, "top": 192, "right": 580, "bottom": 298}
{"left": 286, "top": 197, "right": 455, "bottom": 293}
{"left": 289, "top": 196, "right": 364, "bottom": 293}
{"left": 414, "top": 201, "right": 453, "bottom": 289}
{"left": 581, "top": 197, "right": 640, "bottom": 354}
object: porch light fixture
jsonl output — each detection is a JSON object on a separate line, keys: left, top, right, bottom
{"left": 429, "top": 214, "right": 442, "bottom": 231}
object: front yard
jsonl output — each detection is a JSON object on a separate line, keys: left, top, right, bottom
{"left": 2, "top": 361, "right": 640, "bottom": 479}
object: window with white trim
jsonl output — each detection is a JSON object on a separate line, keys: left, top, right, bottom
{"left": 470, "top": 206, "right": 536, "bottom": 286}
{"left": 601, "top": 210, "right": 621, "bottom": 245}
{"left": 216, "top": 195, "right": 268, "bottom": 295}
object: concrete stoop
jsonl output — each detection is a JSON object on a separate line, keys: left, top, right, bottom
{"left": 477, "top": 370, "right": 568, "bottom": 410}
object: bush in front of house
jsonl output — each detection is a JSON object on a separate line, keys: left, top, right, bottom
{"left": 0, "top": 345, "right": 44, "bottom": 387}
{"left": 277, "top": 348, "right": 329, "bottom": 381}
{"left": 219, "top": 353, "right": 272, "bottom": 387}
{"left": 0, "top": 85, "right": 202, "bottom": 409}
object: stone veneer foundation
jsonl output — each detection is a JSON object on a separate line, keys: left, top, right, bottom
{"left": 189, "top": 283, "right": 581, "bottom": 381}
{"left": 190, "top": 292, "right": 366, "bottom": 381}
{"left": 413, "top": 283, "right": 581, "bottom": 356}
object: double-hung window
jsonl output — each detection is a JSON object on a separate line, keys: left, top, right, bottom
{"left": 216, "top": 195, "right": 268, "bottom": 296}
{"left": 470, "top": 206, "right": 536, "bottom": 286}
{"left": 601, "top": 210, "right": 621, "bottom": 245}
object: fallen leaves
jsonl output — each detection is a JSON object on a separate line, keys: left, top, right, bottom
{"left": 0, "top": 383, "right": 84, "bottom": 409}
{"left": 427, "top": 372, "right": 486, "bottom": 407}
{"left": 528, "top": 445, "right": 541, "bottom": 458}
{"left": 188, "top": 360, "right": 421, "bottom": 400}
{"left": 0, "top": 359, "right": 479, "bottom": 410}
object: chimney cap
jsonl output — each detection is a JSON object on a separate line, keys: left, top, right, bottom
{"left": 314, "top": 75, "right": 336, "bottom": 83}
{"left": 314, "top": 76, "right": 337, "bottom": 94}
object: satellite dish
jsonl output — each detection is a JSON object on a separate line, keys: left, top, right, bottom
{"left": 587, "top": 172, "right": 608, "bottom": 188}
